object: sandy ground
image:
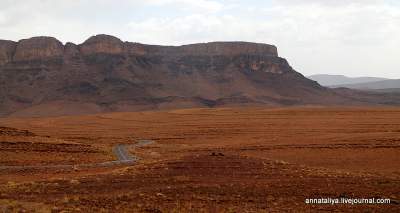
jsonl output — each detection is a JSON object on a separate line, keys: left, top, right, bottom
{"left": 0, "top": 107, "right": 399, "bottom": 212}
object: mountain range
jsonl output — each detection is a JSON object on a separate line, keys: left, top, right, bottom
{"left": 307, "top": 74, "right": 388, "bottom": 86}
{"left": 308, "top": 74, "right": 400, "bottom": 91}
{"left": 1, "top": 35, "right": 399, "bottom": 117}
{"left": 332, "top": 79, "right": 400, "bottom": 90}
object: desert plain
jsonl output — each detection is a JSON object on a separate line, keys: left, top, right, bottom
{"left": 0, "top": 107, "right": 399, "bottom": 212}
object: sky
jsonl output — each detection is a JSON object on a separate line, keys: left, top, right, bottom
{"left": 0, "top": 0, "right": 399, "bottom": 78}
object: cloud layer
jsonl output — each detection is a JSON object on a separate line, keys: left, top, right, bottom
{"left": 0, "top": 0, "right": 399, "bottom": 78}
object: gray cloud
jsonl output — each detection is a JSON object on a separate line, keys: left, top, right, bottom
{"left": 0, "top": 0, "right": 399, "bottom": 78}
{"left": 275, "top": 0, "right": 389, "bottom": 6}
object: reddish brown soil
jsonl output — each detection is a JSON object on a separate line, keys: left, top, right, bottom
{"left": 0, "top": 107, "right": 399, "bottom": 212}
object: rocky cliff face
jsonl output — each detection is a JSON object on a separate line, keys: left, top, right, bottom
{"left": 0, "top": 35, "right": 398, "bottom": 117}
{"left": 13, "top": 37, "right": 64, "bottom": 61}
{"left": 80, "top": 34, "right": 124, "bottom": 55}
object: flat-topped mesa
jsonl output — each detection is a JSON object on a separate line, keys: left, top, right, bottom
{"left": 1, "top": 35, "right": 280, "bottom": 64}
{"left": 13, "top": 37, "right": 64, "bottom": 62}
{"left": 0, "top": 40, "right": 16, "bottom": 65}
{"left": 126, "top": 41, "right": 278, "bottom": 57}
{"left": 80, "top": 34, "right": 124, "bottom": 55}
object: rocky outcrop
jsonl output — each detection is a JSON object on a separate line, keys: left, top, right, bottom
{"left": 13, "top": 37, "right": 64, "bottom": 61}
{"left": 0, "top": 40, "right": 16, "bottom": 65}
{"left": 79, "top": 34, "right": 124, "bottom": 55}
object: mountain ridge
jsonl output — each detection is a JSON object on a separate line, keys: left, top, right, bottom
{"left": 308, "top": 74, "right": 389, "bottom": 86}
{"left": 1, "top": 35, "right": 399, "bottom": 117}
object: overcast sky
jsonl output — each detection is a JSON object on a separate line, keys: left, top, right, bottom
{"left": 1, "top": 0, "right": 399, "bottom": 78}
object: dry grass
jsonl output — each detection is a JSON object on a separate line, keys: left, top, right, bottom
{"left": 0, "top": 107, "right": 399, "bottom": 212}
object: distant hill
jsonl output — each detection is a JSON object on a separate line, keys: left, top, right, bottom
{"left": 308, "top": 74, "right": 388, "bottom": 86}
{"left": 369, "top": 88, "right": 400, "bottom": 93}
{"left": 332, "top": 79, "right": 400, "bottom": 90}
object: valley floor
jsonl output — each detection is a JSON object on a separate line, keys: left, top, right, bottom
{"left": 0, "top": 107, "right": 399, "bottom": 212}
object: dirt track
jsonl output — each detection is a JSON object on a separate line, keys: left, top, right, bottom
{"left": 0, "top": 140, "right": 154, "bottom": 170}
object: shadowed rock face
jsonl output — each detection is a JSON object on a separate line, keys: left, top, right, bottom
{"left": 0, "top": 40, "right": 16, "bottom": 65}
{"left": 64, "top": 42, "right": 80, "bottom": 57}
{"left": 0, "top": 34, "right": 398, "bottom": 117}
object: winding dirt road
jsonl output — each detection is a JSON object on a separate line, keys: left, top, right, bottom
{"left": 0, "top": 140, "right": 154, "bottom": 170}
